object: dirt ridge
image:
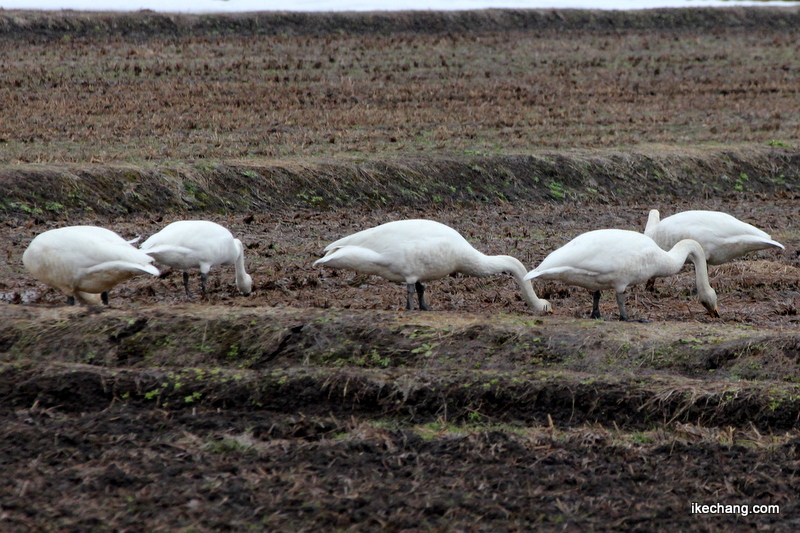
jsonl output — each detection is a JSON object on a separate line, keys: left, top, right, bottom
{"left": 3, "top": 305, "right": 800, "bottom": 430}
{"left": 1, "top": 7, "right": 800, "bottom": 40}
{"left": 4, "top": 360, "right": 800, "bottom": 430}
{"left": 3, "top": 147, "right": 799, "bottom": 218}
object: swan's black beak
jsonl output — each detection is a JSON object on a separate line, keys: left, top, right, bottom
{"left": 704, "top": 303, "right": 720, "bottom": 318}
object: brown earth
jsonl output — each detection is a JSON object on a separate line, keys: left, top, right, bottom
{"left": 2, "top": 7, "right": 800, "bottom": 531}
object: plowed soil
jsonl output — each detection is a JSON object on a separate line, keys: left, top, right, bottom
{"left": 2, "top": 7, "right": 800, "bottom": 531}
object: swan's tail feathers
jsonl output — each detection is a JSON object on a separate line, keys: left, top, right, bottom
{"left": 313, "top": 246, "right": 385, "bottom": 269}
{"left": 766, "top": 238, "right": 785, "bottom": 251}
{"left": 524, "top": 266, "right": 585, "bottom": 281}
{"left": 724, "top": 235, "right": 786, "bottom": 252}
{"left": 644, "top": 209, "right": 661, "bottom": 236}
{"left": 140, "top": 244, "right": 194, "bottom": 261}
{"left": 322, "top": 234, "right": 357, "bottom": 254}
{"left": 141, "top": 263, "right": 161, "bottom": 276}
{"left": 86, "top": 261, "right": 160, "bottom": 278}
{"left": 313, "top": 252, "right": 334, "bottom": 267}
{"left": 523, "top": 270, "right": 540, "bottom": 281}
{"left": 78, "top": 261, "right": 160, "bottom": 293}
{"left": 127, "top": 236, "right": 142, "bottom": 245}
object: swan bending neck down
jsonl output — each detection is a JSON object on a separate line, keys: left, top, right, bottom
{"left": 22, "top": 225, "right": 160, "bottom": 305}
{"left": 139, "top": 220, "right": 252, "bottom": 297}
{"left": 313, "top": 219, "right": 551, "bottom": 314}
{"left": 525, "top": 229, "right": 719, "bottom": 321}
{"left": 645, "top": 209, "right": 784, "bottom": 265}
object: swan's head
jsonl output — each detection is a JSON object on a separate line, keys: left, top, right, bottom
{"left": 233, "top": 239, "right": 252, "bottom": 296}
{"left": 516, "top": 270, "right": 551, "bottom": 314}
{"left": 675, "top": 238, "right": 718, "bottom": 318}
{"left": 699, "top": 289, "right": 720, "bottom": 318}
{"left": 238, "top": 273, "right": 253, "bottom": 296}
{"left": 537, "top": 299, "right": 553, "bottom": 314}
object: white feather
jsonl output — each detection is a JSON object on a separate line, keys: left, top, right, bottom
{"left": 645, "top": 209, "right": 784, "bottom": 265}
{"left": 314, "top": 219, "right": 550, "bottom": 313}
{"left": 525, "top": 229, "right": 719, "bottom": 320}
{"left": 22, "top": 225, "right": 159, "bottom": 305}
{"left": 140, "top": 220, "right": 252, "bottom": 296}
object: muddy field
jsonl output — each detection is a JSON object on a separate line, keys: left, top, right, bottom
{"left": 2, "top": 7, "right": 800, "bottom": 531}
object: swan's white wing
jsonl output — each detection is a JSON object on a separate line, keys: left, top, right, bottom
{"left": 528, "top": 230, "right": 664, "bottom": 291}
{"left": 323, "top": 220, "right": 463, "bottom": 253}
{"left": 652, "top": 211, "right": 783, "bottom": 264}
{"left": 653, "top": 210, "right": 771, "bottom": 243}
{"left": 536, "top": 231, "right": 649, "bottom": 276}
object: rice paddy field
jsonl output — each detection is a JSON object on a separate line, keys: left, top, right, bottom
{"left": 1, "top": 7, "right": 800, "bottom": 531}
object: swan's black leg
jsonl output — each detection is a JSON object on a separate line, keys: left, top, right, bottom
{"left": 616, "top": 292, "right": 629, "bottom": 321}
{"left": 590, "top": 290, "right": 603, "bottom": 319}
{"left": 645, "top": 278, "right": 656, "bottom": 292}
{"left": 101, "top": 292, "right": 109, "bottom": 306}
{"left": 66, "top": 295, "right": 75, "bottom": 306}
{"left": 617, "top": 292, "right": 649, "bottom": 323}
{"left": 183, "top": 271, "right": 191, "bottom": 297}
{"left": 406, "top": 283, "right": 415, "bottom": 310}
{"left": 416, "top": 281, "right": 429, "bottom": 311}
{"left": 201, "top": 272, "right": 208, "bottom": 295}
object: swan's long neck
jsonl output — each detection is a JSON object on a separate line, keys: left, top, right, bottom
{"left": 233, "top": 239, "right": 252, "bottom": 294}
{"left": 667, "top": 239, "right": 719, "bottom": 316}
{"left": 461, "top": 253, "right": 550, "bottom": 313}
{"left": 644, "top": 209, "right": 660, "bottom": 234}
{"left": 667, "top": 239, "right": 709, "bottom": 284}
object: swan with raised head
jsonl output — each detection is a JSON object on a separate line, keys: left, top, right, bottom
{"left": 22, "top": 225, "right": 160, "bottom": 305}
{"left": 140, "top": 220, "right": 252, "bottom": 297}
{"left": 645, "top": 209, "right": 784, "bottom": 265}
{"left": 525, "top": 229, "right": 719, "bottom": 321}
{"left": 313, "top": 219, "right": 551, "bottom": 313}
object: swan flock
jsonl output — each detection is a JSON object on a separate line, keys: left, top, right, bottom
{"left": 22, "top": 209, "right": 782, "bottom": 321}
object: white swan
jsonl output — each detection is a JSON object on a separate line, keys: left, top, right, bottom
{"left": 645, "top": 209, "right": 784, "bottom": 265}
{"left": 525, "top": 229, "right": 719, "bottom": 321}
{"left": 313, "top": 219, "right": 551, "bottom": 313}
{"left": 22, "top": 225, "right": 160, "bottom": 305}
{"left": 140, "top": 220, "right": 252, "bottom": 297}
